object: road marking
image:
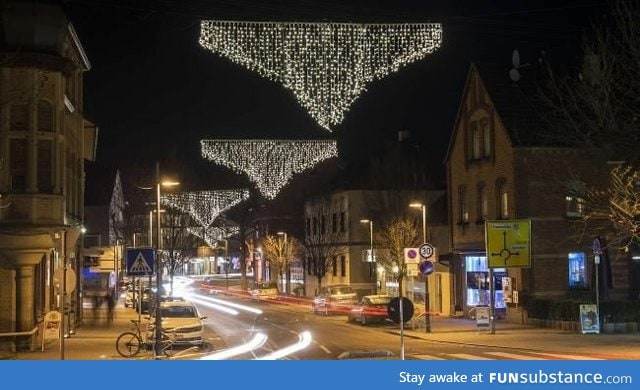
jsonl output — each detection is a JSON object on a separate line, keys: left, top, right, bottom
{"left": 411, "top": 354, "right": 445, "bottom": 360}
{"left": 448, "top": 353, "right": 493, "bottom": 360}
{"left": 485, "top": 351, "right": 544, "bottom": 360}
{"left": 529, "top": 352, "right": 604, "bottom": 360}
{"left": 312, "top": 341, "right": 332, "bottom": 354}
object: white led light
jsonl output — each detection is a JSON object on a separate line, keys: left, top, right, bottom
{"left": 162, "top": 190, "right": 249, "bottom": 228}
{"left": 187, "top": 225, "right": 240, "bottom": 249}
{"left": 201, "top": 139, "right": 338, "bottom": 199}
{"left": 199, "top": 20, "right": 443, "bottom": 131}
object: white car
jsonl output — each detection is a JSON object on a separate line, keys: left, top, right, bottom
{"left": 250, "top": 281, "right": 279, "bottom": 301}
{"left": 147, "top": 300, "right": 207, "bottom": 346}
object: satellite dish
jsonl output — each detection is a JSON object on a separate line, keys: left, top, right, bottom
{"left": 509, "top": 68, "right": 521, "bottom": 82}
{"left": 512, "top": 49, "right": 521, "bottom": 68}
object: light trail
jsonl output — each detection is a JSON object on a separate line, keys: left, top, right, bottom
{"left": 254, "top": 331, "right": 312, "bottom": 360}
{"left": 199, "top": 333, "right": 268, "bottom": 360}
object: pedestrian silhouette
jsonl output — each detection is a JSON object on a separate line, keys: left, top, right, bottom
{"left": 106, "top": 291, "right": 115, "bottom": 325}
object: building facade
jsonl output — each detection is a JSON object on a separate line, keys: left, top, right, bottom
{"left": 0, "top": 2, "right": 96, "bottom": 350}
{"left": 446, "top": 62, "right": 634, "bottom": 323}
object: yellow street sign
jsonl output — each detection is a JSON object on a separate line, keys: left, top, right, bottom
{"left": 485, "top": 220, "right": 531, "bottom": 268}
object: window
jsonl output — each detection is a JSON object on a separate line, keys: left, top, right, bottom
{"left": 321, "top": 216, "right": 326, "bottom": 235}
{"left": 332, "top": 256, "right": 338, "bottom": 276}
{"left": 312, "top": 217, "right": 317, "bottom": 235}
{"left": 496, "top": 179, "right": 509, "bottom": 219}
{"left": 470, "top": 122, "right": 481, "bottom": 159}
{"left": 37, "top": 140, "right": 53, "bottom": 193}
{"left": 458, "top": 185, "right": 469, "bottom": 223}
{"left": 340, "top": 212, "right": 346, "bottom": 232}
{"left": 477, "top": 182, "right": 488, "bottom": 222}
{"left": 10, "top": 104, "right": 29, "bottom": 131}
{"left": 37, "top": 100, "right": 54, "bottom": 132}
{"left": 340, "top": 256, "right": 346, "bottom": 277}
{"left": 332, "top": 213, "right": 337, "bottom": 233}
{"left": 566, "top": 180, "right": 586, "bottom": 218}
{"left": 481, "top": 118, "right": 491, "bottom": 157}
{"left": 306, "top": 218, "right": 311, "bottom": 236}
{"left": 568, "top": 252, "right": 587, "bottom": 288}
{"left": 10, "top": 138, "right": 27, "bottom": 192}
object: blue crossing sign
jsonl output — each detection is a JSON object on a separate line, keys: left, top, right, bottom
{"left": 126, "top": 248, "right": 155, "bottom": 276}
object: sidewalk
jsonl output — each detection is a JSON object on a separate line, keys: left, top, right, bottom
{"left": 395, "top": 316, "right": 640, "bottom": 360}
{"left": 15, "top": 303, "right": 145, "bottom": 360}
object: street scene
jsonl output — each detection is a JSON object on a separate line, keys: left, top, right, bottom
{"left": 1, "top": 3, "right": 640, "bottom": 384}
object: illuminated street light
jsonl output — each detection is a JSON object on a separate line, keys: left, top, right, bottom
{"left": 410, "top": 202, "right": 431, "bottom": 333}
{"left": 154, "top": 162, "right": 179, "bottom": 359}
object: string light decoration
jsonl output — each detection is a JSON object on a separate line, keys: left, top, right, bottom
{"left": 199, "top": 20, "right": 443, "bottom": 131}
{"left": 161, "top": 190, "right": 249, "bottom": 228}
{"left": 187, "top": 225, "right": 240, "bottom": 249}
{"left": 201, "top": 139, "right": 338, "bottom": 199}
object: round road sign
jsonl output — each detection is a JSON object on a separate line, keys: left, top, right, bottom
{"left": 419, "top": 243, "right": 435, "bottom": 259}
{"left": 387, "top": 297, "right": 414, "bottom": 324}
{"left": 419, "top": 260, "right": 434, "bottom": 276}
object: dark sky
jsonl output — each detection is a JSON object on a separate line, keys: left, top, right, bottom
{"left": 64, "top": 0, "right": 607, "bottom": 194}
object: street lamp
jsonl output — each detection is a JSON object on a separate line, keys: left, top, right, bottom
{"left": 360, "top": 219, "right": 375, "bottom": 293}
{"left": 410, "top": 202, "right": 431, "bottom": 333}
{"left": 154, "top": 162, "right": 179, "bottom": 359}
{"left": 277, "top": 232, "right": 288, "bottom": 294}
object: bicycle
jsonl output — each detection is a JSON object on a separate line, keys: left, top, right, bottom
{"left": 116, "top": 319, "right": 176, "bottom": 358}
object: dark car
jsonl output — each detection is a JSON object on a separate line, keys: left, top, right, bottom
{"left": 348, "top": 295, "right": 392, "bottom": 325}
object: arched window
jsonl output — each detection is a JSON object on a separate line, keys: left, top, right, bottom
{"left": 496, "top": 179, "right": 509, "bottom": 219}
{"left": 9, "top": 138, "right": 27, "bottom": 192}
{"left": 37, "top": 100, "right": 54, "bottom": 132}
{"left": 10, "top": 104, "right": 29, "bottom": 131}
{"left": 477, "top": 182, "right": 488, "bottom": 221}
{"left": 458, "top": 185, "right": 469, "bottom": 223}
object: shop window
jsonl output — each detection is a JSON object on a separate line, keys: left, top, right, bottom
{"left": 566, "top": 180, "right": 586, "bottom": 218}
{"left": 465, "top": 255, "right": 505, "bottom": 308}
{"left": 568, "top": 252, "right": 587, "bottom": 288}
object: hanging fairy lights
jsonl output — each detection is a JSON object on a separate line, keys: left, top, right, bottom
{"left": 188, "top": 225, "right": 240, "bottom": 249}
{"left": 200, "top": 139, "right": 338, "bottom": 200}
{"left": 161, "top": 190, "right": 249, "bottom": 228}
{"left": 199, "top": 20, "right": 443, "bottom": 131}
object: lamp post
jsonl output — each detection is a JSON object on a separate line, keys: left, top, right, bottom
{"left": 277, "top": 232, "right": 288, "bottom": 293}
{"left": 410, "top": 202, "right": 431, "bottom": 333}
{"left": 153, "top": 162, "right": 179, "bottom": 359}
{"left": 360, "top": 219, "right": 375, "bottom": 293}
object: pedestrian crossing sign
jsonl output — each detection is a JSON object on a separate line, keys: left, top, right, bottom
{"left": 126, "top": 248, "right": 155, "bottom": 276}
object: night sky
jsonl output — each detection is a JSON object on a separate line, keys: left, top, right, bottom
{"left": 64, "top": 0, "right": 606, "bottom": 196}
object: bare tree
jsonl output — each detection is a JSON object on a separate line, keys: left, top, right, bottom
{"left": 303, "top": 197, "right": 343, "bottom": 292}
{"left": 537, "top": 1, "right": 640, "bottom": 245}
{"left": 162, "top": 207, "right": 198, "bottom": 293}
{"left": 260, "top": 234, "right": 304, "bottom": 293}
{"left": 376, "top": 218, "right": 420, "bottom": 295}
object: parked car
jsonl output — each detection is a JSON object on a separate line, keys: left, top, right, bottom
{"left": 348, "top": 295, "right": 392, "bottom": 325}
{"left": 147, "top": 300, "right": 207, "bottom": 346}
{"left": 337, "top": 349, "right": 396, "bottom": 360}
{"left": 250, "top": 281, "right": 279, "bottom": 301}
{"left": 312, "top": 284, "right": 358, "bottom": 315}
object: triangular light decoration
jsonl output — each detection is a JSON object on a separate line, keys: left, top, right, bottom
{"left": 187, "top": 226, "right": 240, "bottom": 249}
{"left": 201, "top": 139, "right": 338, "bottom": 200}
{"left": 199, "top": 21, "right": 442, "bottom": 131}
{"left": 162, "top": 190, "right": 249, "bottom": 228}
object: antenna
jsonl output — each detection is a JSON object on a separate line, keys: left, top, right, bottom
{"left": 509, "top": 49, "right": 528, "bottom": 82}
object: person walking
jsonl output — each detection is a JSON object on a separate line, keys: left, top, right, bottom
{"left": 106, "top": 290, "right": 115, "bottom": 325}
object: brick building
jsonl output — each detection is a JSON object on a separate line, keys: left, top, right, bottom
{"left": 445, "top": 62, "right": 634, "bottom": 323}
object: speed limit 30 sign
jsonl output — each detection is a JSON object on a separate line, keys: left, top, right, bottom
{"left": 419, "top": 243, "right": 435, "bottom": 260}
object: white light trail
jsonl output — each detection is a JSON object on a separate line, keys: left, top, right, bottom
{"left": 255, "top": 331, "right": 312, "bottom": 360}
{"left": 187, "top": 292, "right": 263, "bottom": 315}
{"left": 189, "top": 296, "right": 239, "bottom": 315}
{"left": 200, "top": 333, "right": 268, "bottom": 360}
